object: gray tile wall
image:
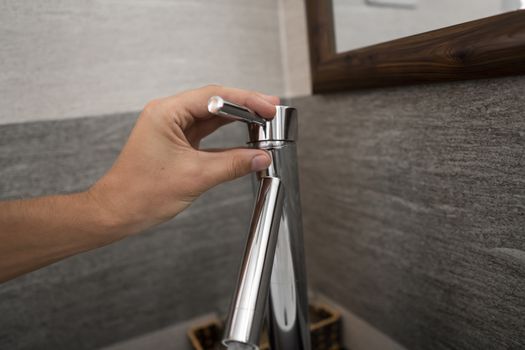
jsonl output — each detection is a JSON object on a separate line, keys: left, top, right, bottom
{"left": 0, "top": 114, "right": 253, "bottom": 350}
{"left": 294, "top": 76, "right": 525, "bottom": 349}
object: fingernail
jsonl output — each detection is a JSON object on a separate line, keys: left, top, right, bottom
{"left": 251, "top": 154, "right": 271, "bottom": 171}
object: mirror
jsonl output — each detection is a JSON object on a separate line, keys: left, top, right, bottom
{"left": 306, "top": 0, "right": 525, "bottom": 93}
{"left": 333, "top": 0, "right": 525, "bottom": 52}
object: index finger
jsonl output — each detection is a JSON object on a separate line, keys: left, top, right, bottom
{"left": 167, "top": 85, "right": 280, "bottom": 121}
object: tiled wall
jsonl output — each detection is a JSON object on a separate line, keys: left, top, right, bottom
{"left": 295, "top": 76, "right": 525, "bottom": 349}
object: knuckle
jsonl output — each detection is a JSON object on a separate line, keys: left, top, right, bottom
{"left": 143, "top": 99, "right": 162, "bottom": 115}
{"left": 204, "top": 83, "right": 222, "bottom": 92}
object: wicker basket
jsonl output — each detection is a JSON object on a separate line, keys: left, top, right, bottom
{"left": 187, "top": 302, "right": 344, "bottom": 350}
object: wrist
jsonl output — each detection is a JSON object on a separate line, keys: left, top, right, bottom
{"left": 84, "top": 182, "right": 137, "bottom": 239}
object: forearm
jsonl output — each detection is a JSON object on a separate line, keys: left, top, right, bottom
{"left": 0, "top": 192, "right": 126, "bottom": 283}
{"left": 0, "top": 85, "right": 275, "bottom": 283}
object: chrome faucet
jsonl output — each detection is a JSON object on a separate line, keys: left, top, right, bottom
{"left": 208, "top": 97, "right": 311, "bottom": 350}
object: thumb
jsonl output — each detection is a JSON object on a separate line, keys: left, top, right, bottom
{"left": 198, "top": 148, "right": 272, "bottom": 188}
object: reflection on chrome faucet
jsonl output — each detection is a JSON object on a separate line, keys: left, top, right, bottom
{"left": 208, "top": 97, "right": 311, "bottom": 350}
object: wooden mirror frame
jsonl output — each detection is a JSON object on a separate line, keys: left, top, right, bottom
{"left": 305, "top": 1, "right": 525, "bottom": 93}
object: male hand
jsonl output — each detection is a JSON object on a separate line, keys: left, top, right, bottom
{"left": 89, "top": 85, "right": 279, "bottom": 235}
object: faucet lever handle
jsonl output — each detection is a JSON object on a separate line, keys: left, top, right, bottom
{"left": 208, "top": 96, "right": 266, "bottom": 126}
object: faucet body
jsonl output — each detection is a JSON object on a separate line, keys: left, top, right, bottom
{"left": 256, "top": 139, "right": 310, "bottom": 350}
{"left": 208, "top": 98, "right": 311, "bottom": 350}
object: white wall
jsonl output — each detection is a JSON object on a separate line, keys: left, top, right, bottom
{"left": 0, "top": 0, "right": 284, "bottom": 124}
{"left": 278, "top": 0, "right": 312, "bottom": 97}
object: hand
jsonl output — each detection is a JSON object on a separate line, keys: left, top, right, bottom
{"left": 0, "top": 85, "right": 277, "bottom": 281}
{"left": 88, "top": 85, "right": 279, "bottom": 236}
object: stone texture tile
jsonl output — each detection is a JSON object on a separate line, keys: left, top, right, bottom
{"left": 0, "top": 113, "right": 254, "bottom": 350}
{"left": 293, "top": 76, "right": 525, "bottom": 350}
{"left": 0, "top": 0, "right": 283, "bottom": 124}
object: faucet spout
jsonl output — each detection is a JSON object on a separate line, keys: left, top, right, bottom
{"left": 223, "top": 176, "right": 284, "bottom": 349}
{"left": 208, "top": 96, "right": 311, "bottom": 350}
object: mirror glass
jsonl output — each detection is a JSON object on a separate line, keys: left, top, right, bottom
{"left": 333, "top": 0, "right": 525, "bottom": 52}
